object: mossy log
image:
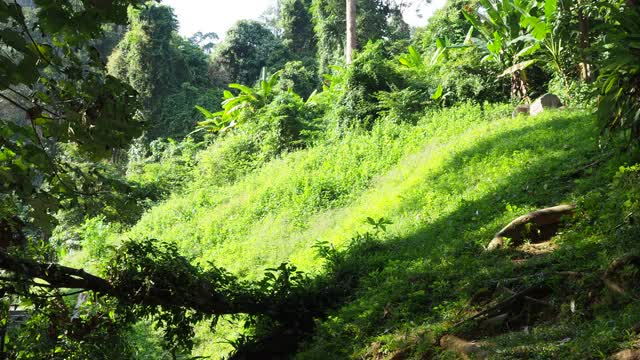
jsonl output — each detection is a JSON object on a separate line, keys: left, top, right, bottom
{"left": 487, "top": 204, "right": 576, "bottom": 250}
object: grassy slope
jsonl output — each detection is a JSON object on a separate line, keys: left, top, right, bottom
{"left": 75, "top": 103, "right": 640, "bottom": 358}
{"left": 126, "top": 103, "right": 512, "bottom": 278}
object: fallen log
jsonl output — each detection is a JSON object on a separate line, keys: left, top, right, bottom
{"left": 450, "top": 286, "right": 540, "bottom": 329}
{"left": 487, "top": 204, "right": 576, "bottom": 250}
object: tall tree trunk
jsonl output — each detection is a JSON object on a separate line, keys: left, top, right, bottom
{"left": 577, "top": 0, "right": 592, "bottom": 82}
{"left": 346, "top": 0, "right": 357, "bottom": 64}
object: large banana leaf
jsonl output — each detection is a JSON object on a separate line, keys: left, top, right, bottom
{"left": 498, "top": 59, "right": 537, "bottom": 77}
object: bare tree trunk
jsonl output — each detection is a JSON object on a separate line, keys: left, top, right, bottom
{"left": 511, "top": 70, "right": 529, "bottom": 101}
{"left": 577, "top": 0, "right": 592, "bottom": 82}
{"left": 346, "top": 0, "right": 357, "bottom": 64}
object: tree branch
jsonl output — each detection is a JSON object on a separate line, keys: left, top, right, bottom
{"left": 0, "top": 250, "right": 269, "bottom": 316}
{"left": 0, "top": 93, "right": 29, "bottom": 113}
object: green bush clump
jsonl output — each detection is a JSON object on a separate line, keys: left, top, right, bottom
{"left": 195, "top": 132, "right": 261, "bottom": 187}
{"left": 277, "top": 61, "right": 319, "bottom": 100}
{"left": 426, "top": 49, "right": 511, "bottom": 105}
{"left": 253, "top": 91, "right": 311, "bottom": 157}
{"left": 332, "top": 41, "right": 406, "bottom": 130}
{"left": 126, "top": 137, "right": 200, "bottom": 196}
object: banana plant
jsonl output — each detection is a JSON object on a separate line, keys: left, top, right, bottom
{"left": 398, "top": 46, "right": 426, "bottom": 70}
{"left": 431, "top": 30, "right": 475, "bottom": 65}
{"left": 306, "top": 65, "right": 347, "bottom": 107}
{"left": 193, "top": 68, "right": 283, "bottom": 133}
{"left": 462, "top": 0, "right": 536, "bottom": 99}
{"left": 517, "top": 0, "right": 570, "bottom": 97}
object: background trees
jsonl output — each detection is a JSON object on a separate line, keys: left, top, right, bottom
{"left": 209, "top": 20, "right": 288, "bottom": 86}
{"left": 312, "top": 0, "right": 409, "bottom": 75}
{"left": 107, "top": 3, "right": 218, "bottom": 140}
{"left": 280, "top": 0, "right": 318, "bottom": 67}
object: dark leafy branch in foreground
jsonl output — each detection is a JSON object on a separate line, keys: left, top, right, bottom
{"left": 1, "top": 241, "right": 275, "bottom": 316}
{"left": 0, "top": 239, "right": 332, "bottom": 353}
{"left": 0, "top": 233, "right": 383, "bottom": 355}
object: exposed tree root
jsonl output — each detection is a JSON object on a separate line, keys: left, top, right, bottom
{"left": 450, "top": 285, "right": 553, "bottom": 333}
{"left": 487, "top": 204, "right": 576, "bottom": 250}
{"left": 602, "top": 254, "right": 640, "bottom": 300}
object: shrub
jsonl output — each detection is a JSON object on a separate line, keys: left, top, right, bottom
{"left": 426, "top": 48, "right": 511, "bottom": 105}
{"left": 126, "top": 137, "right": 199, "bottom": 195}
{"left": 277, "top": 61, "right": 319, "bottom": 100}
{"left": 595, "top": 4, "right": 640, "bottom": 143}
{"left": 332, "top": 41, "right": 406, "bottom": 130}
{"left": 195, "top": 132, "right": 260, "bottom": 187}
{"left": 255, "top": 91, "right": 310, "bottom": 157}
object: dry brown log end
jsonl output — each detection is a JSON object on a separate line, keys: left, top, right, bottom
{"left": 609, "top": 349, "right": 640, "bottom": 360}
{"left": 496, "top": 204, "right": 576, "bottom": 237}
{"left": 487, "top": 236, "right": 505, "bottom": 250}
{"left": 601, "top": 254, "right": 640, "bottom": 300}
{"left": 388, "top": 347, "right": 409, "bottom": 360}
{"left": 487, "top": 204, "right": 576, "bottom": 250}
{"left": 605, "top": 254, "right": 640, "bottom": 278}
{"left": 440, "top": 335, "right": 489, "bottom": 360}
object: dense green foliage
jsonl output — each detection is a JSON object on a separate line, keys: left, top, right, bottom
{"left": 0, "top": 0, "right": 147, "bottom": 356}
{"left": 210, "top": 20, "right": 288, "bottom": 86}
{"left": 0, "top": 0, "right": 145, "bottom": 238}
{"left": 2, "top": 0, "right": 640, "bottom": 358}
{"left": 280, "top": 0, "right": 318, "bottom": 68}
{"left": 107, "top": 3, "right": 218, "bottom": 139}
{"left": 596, "top": 3, "right": 640, "bottom": 142}
{"left": 311, "top": 0, "right": 409, "bottom": 76}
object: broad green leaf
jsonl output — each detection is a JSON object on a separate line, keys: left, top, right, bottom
{"left": 487, "top": 32, "right": 503, "bottom": 55}
{"left": 431, "top": 84, "right": 443, "bottom": 100}
{"left": 229, "top": 83, "right": 254, "bottom": 95}
{"left": 514, "top": 43, "right": 540, "bottom": 59}
{"left": 508, "top": 34, "right": 536, "bottom": 45}
{"left": 268, "top": 70, "right": 282, "bottom": 87}
{"left": 499, "top": 59, "right": 537, "bottom": 77}
{"left": 545, "top": 0, "right": 557, "bottom": 22}
{"left": 195, "top": 105, "right": 215, "bottom": 119}
{"left": 464, "top": 26, "right": 474, "bottom": 45}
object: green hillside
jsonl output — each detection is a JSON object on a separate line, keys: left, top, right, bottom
{"left": 64, "top": 104, "right": 640, "bottom": 358}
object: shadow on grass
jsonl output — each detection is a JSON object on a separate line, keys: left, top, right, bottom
{"left": 230, "top": 113, "right": 633, "bottom": 359}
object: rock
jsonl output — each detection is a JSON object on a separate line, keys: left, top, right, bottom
{"left": 512, "top": 104, "right": 530, "bottom": 118}
{"left": 529, "top": 93, "right": 563, "bottom": 116}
